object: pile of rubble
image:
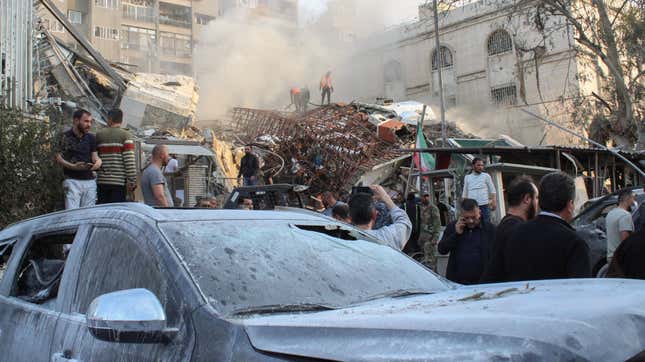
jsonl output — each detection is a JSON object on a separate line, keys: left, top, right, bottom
{"left": 231, "top": 103, "right": 470, "bottom": 194}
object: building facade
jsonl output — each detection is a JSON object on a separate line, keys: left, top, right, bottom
{"left": 355, "top": 0, "right": 601, "bottom": 145}
{"left": 40, "top": 0, "right": 218, "bottom": 76}
{"left": 0, "top": 0, "right": 34, "bottom": 109}
{"left": 218, "top": 0, "right": 297, "bottom": 24}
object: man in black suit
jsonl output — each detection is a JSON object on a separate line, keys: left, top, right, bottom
{"left": 502, "top": 172, "right": 591, "bottom": 281}
{"left": 481, "top": 176, "right": 539, "bottom": 283}
{"left": 438, "top": 198, "right": 496, "bottom": 284}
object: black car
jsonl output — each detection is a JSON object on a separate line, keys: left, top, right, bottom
{"left": 573, "top": 186, "right": 644, "bottom": 275}
{"left": 1, "top": 204, "right": 645, "bottom": 361}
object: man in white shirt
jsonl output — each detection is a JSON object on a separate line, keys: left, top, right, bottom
{"left": 348, "top": 185, "right": 412, "bottom": 251}
{"left": 164, "top": 154, "right": 179, "bottom": 174}
{"left": 462, "top": 157, "right": 497, "bottom": 223}
{"left": 605, "top": 189, "right": 636, "bottom": 264}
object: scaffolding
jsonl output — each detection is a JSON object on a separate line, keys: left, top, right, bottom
{"left": 0, "top": 0, "right": 34, "bottom": 109}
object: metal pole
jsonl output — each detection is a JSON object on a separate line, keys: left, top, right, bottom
{"left": 521, "top": 109, "right": 645, "bottom": 178}
{"left": 432, "top": 0, "right": 447, "bottom": 146}
{"left": 404, "top": 105, "right": 428, "bottom": 197}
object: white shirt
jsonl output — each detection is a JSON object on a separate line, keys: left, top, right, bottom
{"left": 539, "top": 211, "right": 564, "bottom": 221}
{"left": 463, "top": 172, "right": 496, "bottom": 206}
{"left": 605, "top": 207, "right": 634, "bottom": 260}
{"left": 366, "top": 207, "right": 412, "bottom": 251}
{"left": 164, "top": 158, "right": 179, "bottom": 174}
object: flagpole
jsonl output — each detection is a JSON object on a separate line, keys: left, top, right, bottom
{"left": 404, "top": 105, "right": 427, "bottom": 197}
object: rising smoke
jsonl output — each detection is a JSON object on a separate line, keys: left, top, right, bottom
{"left": 193, "top": 0, "right": 422, "bottom": 120}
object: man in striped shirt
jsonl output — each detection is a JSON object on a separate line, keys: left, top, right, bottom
{"left": 96, "top": 109, "right": 137, "bottom": 204}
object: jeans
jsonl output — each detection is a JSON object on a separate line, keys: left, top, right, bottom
{"left": 97, "top": 184, "right": 127, "bottom": 204}
{"left": 63, "top": 178, "right": 96, "bottom": 209}
{"left": 479, "top": 204, "right": 491, "bottom": 223}
{"left": 243, "top": 176, "right": 258, "bottom": 186}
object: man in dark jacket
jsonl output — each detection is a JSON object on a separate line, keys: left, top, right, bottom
{"left": 481, "top": 176, "right": 539, "bottom": 283}
{"left": 502, "top": 172, "right": 591, "bottom": 281}
{"left": 403, "top": 193, "right": 421, "bottom": 255}
{"left": 438, "top": 198, "right": 496, "bottom": 284}
{"left": 237, "top": 145, "right": 260, "bottom": 186}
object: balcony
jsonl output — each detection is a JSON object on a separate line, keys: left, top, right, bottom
{"left": 123, "top": 3, "right": 155, "bottom": 23}
{"left": 159, "top": 1, "right": 192, "bottom": 29}
{"left": 159, "top": 16, "right": 191, "bottom": 28}
{"left": 161, "top": 46, "right": 192, "bottom": 57}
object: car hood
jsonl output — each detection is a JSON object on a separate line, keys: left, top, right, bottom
{"left": 233, "top": 279, "right": 645, "bottom": 361}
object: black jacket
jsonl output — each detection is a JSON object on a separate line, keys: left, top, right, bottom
{"left": 501, "top": 214, "right": 591, "bottom": 281}
{"left": 480, "top": 214, "right": 524, "bottom": 283}
{"left": 607, "top": 229, "right": 645, "bottom": 279}
{"left": 238, "top": 153, "right": 259, "bottom": 178}
{"left": 438, "top": 220, "right": 496, "bottom": 284}
{"left": 403, "top": 201, "right": 421, "bottom": 254}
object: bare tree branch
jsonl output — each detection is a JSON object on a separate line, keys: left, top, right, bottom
{"left": 591, "top": 91, "right": 613, "bottom": 111}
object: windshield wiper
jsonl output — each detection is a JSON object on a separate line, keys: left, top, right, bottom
{"left": 229, "top": 303, "right": 337, "bottom": 316}
{"left": 360, "top": 289, "right": 435, "bottom": 303}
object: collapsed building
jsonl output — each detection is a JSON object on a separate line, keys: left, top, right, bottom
{"left": 228, "top": 103, "right": 471, "bottom": 195}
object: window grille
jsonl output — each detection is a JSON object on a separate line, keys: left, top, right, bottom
{"left": 491, "top": 84, "right": 517, "bottom": 106}
{"left": 95, "top": 0, "right": 119, "bottom": 9}
{"left": 68, "top": 10, "right": 82, "bottom": 24}
{"left": 94, "top": 26, "right": 120, "bottom": 40}
{"left": 487, "top": 29, "right": 513, "bottom": 56}
{"left": 431, "top": 46, "right": 453, "bottom": 70}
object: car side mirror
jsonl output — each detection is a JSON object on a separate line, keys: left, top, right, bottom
{"left": 86, "top": 288, "right": 178, "bottom": 344}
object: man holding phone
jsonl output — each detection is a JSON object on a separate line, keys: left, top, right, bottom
{"left": 438, "top": 198, "right": 496, "bottom": 284}
{"left": 55, "top": 109, "right": 102, "bottom": 209}
{"left": 348, "top": 185, "right": 412, "bottom": 250}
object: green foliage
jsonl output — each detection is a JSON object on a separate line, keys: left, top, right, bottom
{"left": 0, "top": 107, "right": 66, "bottom": 229}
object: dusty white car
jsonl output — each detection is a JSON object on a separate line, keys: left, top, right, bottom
{"left": 0, "top": 203, "right": 643, "bottom": 361}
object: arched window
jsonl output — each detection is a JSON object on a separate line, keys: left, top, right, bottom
{"left": 431, "top": 46, "right": 453, "bottom": 70}
{"left": 487, "top": 29, "right": 513, "bottom": 56}
{"left": 384, "top": 60, "right": 403, "bottom": 83}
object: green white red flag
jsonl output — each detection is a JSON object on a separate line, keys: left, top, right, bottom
{"left": 413, "top": 119, "right": 435, "bottom": 174}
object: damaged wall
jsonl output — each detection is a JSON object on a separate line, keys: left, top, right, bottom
{"left": 352, "top": 0, "right": 595, "bottom": 146}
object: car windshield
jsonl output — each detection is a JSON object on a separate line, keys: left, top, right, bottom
{"left": 160, "top": 220, "right": 450, "bottom": 316}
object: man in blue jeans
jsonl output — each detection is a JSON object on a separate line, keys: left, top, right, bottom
{"left": 237, "top": 145, "right": 260, "bottom": 186}
{"left": 462, "top": 157, "right": 497, "bottom": 223}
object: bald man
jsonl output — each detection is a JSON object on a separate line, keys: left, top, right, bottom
{"left": 141, "top": 144, "right": 174, "bottom": 207}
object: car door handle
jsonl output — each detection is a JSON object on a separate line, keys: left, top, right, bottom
{"left": 51, "top": 350, "right": 80, "bottom": 362}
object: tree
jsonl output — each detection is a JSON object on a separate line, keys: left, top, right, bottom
{"left": 0, "top": 107, "right": 65, "bottom": 228}
{"left": 517, "top": 0, "right": 644, "bottom": 148}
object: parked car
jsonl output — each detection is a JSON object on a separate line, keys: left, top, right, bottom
{"left": 573, "top": 186, "right": 645, "bottom": 275}
{"left": 1, "top": 204, "right": 644, "bottom": 361}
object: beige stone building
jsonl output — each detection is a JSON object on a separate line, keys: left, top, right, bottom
{"left": 350, "top": 0, "right": 602, "bottom": 145}
{"left": 40, "top": 0, "right": 219, "bottom": 76}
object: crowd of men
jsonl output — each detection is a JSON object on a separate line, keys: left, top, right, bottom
{"left": 55, "top": 108, "right": 644, "bottom": 282}
{"left": 56, "top": 108, "right": 177, "bottom": 209}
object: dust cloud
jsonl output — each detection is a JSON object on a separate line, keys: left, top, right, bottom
{"left": 193, "top": 1, "right": 424, "bottom": 121}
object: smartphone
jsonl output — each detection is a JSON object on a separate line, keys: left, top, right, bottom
{"left": 351, "top": 186, "right": 373, "bottom": 195}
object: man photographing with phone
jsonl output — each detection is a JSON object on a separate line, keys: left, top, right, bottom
{"left": 348, "top": 185, "right": 412, "bottom": 250}
{"left": 55, "top": 109, "right": 102, "bottom": 209}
